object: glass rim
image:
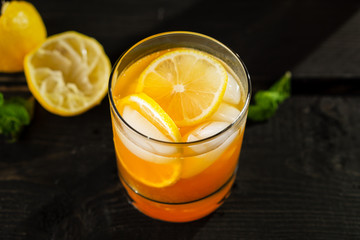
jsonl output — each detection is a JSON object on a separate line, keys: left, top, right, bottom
{"left": 108, "top": 31, "right": 252, "bottom": 145}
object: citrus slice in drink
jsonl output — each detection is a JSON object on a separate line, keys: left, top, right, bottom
{"left": 136, "top": 48, "right": 228, "bottom": 126}
{"left": 24, "top": 31, "right": 111, "bottom": 116}
{"left": 116, "top": 93, "right": 181, "bottom": 142}
{"left": 114, "top": 93, "right": 182, "bottom": 187}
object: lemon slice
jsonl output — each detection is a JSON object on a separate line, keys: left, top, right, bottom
{"left": 115, "top": 93, "right": 181, "bottom": 142}
{"left": 136, "top": 48, "right": 228, "bottom": 127}
{"left": 24, "top": 31, "right": 111, "bottom": 116}
{"left": 115, "top": 140, "right": 181, "bottom": 188}
{"left": 115, "top": 93, "right": 181, "bottom": 187}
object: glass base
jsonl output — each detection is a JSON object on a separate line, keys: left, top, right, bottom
{"left": 120, "top": 174, "right": 235, "bottom": 223}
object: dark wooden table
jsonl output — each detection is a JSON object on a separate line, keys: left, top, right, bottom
{"left": 1, "top": 0, "right": 360, "bottom": 239}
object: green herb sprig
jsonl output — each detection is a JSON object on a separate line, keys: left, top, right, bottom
{"left": 0, "top": 92, "right": 34, "bottom": 142}
{"left": 248, "top": 71, "right": 291, "bottom": 122}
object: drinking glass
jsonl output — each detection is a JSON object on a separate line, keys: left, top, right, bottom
{"left": 109, "top": 31, "right": 251, "bottom": 222}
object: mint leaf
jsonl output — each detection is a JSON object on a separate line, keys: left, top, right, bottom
{"left": 0, "top": 92, "right": 34, "bottom": 142}
{"left": 0, "top": 93, "right": 3, "bottom": 106}
{"left": 248, "top": 71, "right": 291, "bottom": 122}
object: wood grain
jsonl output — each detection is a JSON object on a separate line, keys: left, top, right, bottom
{"left": 1, "top": 96, "right": 359, "bottom": 239}
{"left": 1, "top": 0, "right": 360, "bottom": 239}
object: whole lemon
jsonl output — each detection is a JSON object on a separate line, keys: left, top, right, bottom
{"left": 0, "top": 1, "right": 47, "bottom": 72}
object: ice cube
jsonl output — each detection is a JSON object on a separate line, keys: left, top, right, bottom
{"left": 122, "top": 106, "right": 170, "bottom": 142}
{"left": 183, "top": 121, "right": 232, "bottom": 155}
{"left": 114, "top": 106, "right": 178, "bottom": 162}
{"left": 185, "top": 121, "right": 230, "bottom": 142}
{"left": 181, "top": 122, "right": 240, "bottom": 178}
{"left": 115, "top": 123, "right": 177, "bottom": 164}
{"left": 223, "top": 73, "right": 241, "bottom": 105}
{"left": 211, "top": 102, "right": 241, "bottom": 123}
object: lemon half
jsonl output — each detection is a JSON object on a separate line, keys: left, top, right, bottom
{"left": 24, "top": 31, "right": 111, "bottom": 116}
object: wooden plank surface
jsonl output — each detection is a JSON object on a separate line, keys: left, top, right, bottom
{"left": 1, "top": 96, "right": 360, "bottom": 239}
{"left": 1, "top": 0, "right": 360, "bottom": 239}
{"left": 294, "top": 10, "right": 360, "bottom": 78}
{"left": 2, "top": 0, "right": 360, "bottom": 90}
{"left": 27, "top": 0, "right": 360, "bottom": 79}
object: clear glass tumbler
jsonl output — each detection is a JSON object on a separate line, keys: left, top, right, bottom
{"left": 109, "top": 31, "right": 251, "bottom": 222}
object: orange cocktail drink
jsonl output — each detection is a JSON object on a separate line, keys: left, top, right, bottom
{"left": 109, "top": 32, "right": 251, "bottom": 222}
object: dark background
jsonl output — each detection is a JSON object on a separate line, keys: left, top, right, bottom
{"left": 1, "top": 0, "right": 360, "bottom": 239}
